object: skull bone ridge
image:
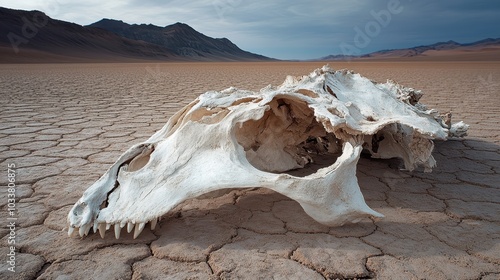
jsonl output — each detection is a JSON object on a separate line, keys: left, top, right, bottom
{"left": 68, "top": 65, "right": 468, "bottom": 239}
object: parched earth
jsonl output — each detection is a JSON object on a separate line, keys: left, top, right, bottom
{"left": 0, "top": 62, "right": 498, "bottom": 279}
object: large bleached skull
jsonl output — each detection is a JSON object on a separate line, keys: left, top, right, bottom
{"left": 68, "top": 65, "right": 468, "bottom": 239}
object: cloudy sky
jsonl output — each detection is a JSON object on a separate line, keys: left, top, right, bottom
{"left": 1, "top": 0, "right": 499, "bottom": 59}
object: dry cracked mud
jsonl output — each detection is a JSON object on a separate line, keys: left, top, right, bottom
{"left": 0, "top": 61, "right": 499, "bottom": 279}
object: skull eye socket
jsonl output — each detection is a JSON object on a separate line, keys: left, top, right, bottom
{"left": 235, "top": 96, "right": 342, "bottom": 177}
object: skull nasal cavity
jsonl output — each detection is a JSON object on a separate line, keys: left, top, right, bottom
{"left": 128, "top": 146, "right": 154, "bottom": 172}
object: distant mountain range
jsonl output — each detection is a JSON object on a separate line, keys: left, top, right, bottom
{"left": 0, "top": 7, "right": 272, "bottom": 62}
{"left": 1, "top": 6, "right": 498, "bottom": 63}
{"left": 319, "top": 38, "right": 500, "bottom": 61}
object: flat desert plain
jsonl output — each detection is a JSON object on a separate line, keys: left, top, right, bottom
{"left": 0, "top": 61, "right": 499, "bottom": 279}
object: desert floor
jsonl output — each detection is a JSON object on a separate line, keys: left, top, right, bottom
{"left": 0, "top": 61, "right": 499, "bottom": 279}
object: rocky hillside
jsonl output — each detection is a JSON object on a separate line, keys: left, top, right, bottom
{"left": 88, "top": 19, "right": 271, "bottom": 61}
{"left": 0, "top": 7, "right": 178, "bottom": 62}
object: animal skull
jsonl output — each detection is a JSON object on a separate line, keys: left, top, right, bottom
{"left": 67, "top": 65, "right": 468, "bottom": 239}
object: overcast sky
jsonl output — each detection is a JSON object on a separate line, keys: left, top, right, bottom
{"left": 1, "top": 0, "right": 499, "bottom": 59}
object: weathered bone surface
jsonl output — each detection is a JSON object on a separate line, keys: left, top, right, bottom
{"left": 67, "top": 65, "right": 468, "bottom": 239}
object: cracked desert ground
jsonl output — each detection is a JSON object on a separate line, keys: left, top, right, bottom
{"left": 0, "top": 61, "right": 499, "bottom": 279}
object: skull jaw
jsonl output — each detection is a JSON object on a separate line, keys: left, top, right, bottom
{"left": 67, "top": 111, "right": 402, "bottom": 237}
{"left": 67, "top": 131, "right": 382, "bottom": 238}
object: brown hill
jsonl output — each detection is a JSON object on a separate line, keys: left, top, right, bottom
{"left": 0, "top": 7, "right": 273, "bottom": 63}
{"left": 0, "top": 7, "right": 180, "bottom": 63}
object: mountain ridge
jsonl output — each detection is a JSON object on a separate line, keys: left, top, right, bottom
{"left": 88, "top": 19, "right": 269, "bottom": 61}
{"left": 0, "top": 7, "right": 272, "bottom": 63}
{"left": 319, "top": 38, "right": 500, "bottom": 61}
{"left": 0, "top": 7, "right": 179, "bottom": 62}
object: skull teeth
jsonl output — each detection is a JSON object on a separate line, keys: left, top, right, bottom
{"left": 114, "top": 224, "right": 121, "bottom": 239}
{"left": 78, "top": 226, "right": 85, "bottom": 237}
{"left": 71, "top": 218, "right": 159, "bottom": 239}
{"left": 84, "top": 224, "right": 92, "bottom": 236}
{"left": 133, "top": 222, "right": 145, "bottom": 239}
{"left": 98, "top": 223, "right": 106, "bottom": 238}
{"left": 68, "top": 226, "right": 75, "bottom": 237}
{"left": 150, "top": 218, "right": 157, "bottom": 230}
{"left": 127, "top": 222, "right": 134, "bottom": 233}
{"left": 78, "top": 224, "right": 91, "bottom": 237}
